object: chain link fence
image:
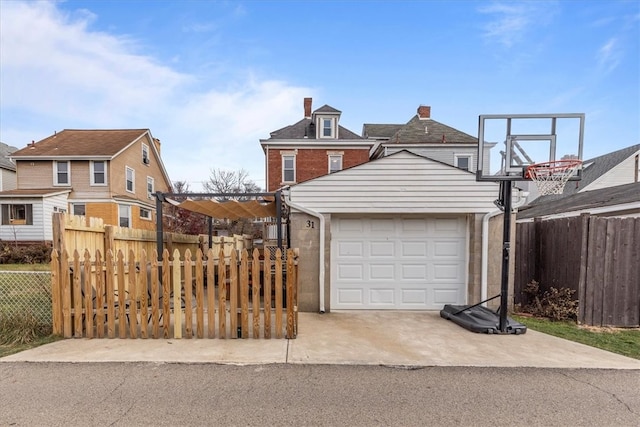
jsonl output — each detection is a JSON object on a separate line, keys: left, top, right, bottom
{"left": 0, "top": 271, "right": 52, "bottom": 324}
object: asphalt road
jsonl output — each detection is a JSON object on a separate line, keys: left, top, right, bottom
{"left": 1, "top": 363, "right": 638, "bottom": 426}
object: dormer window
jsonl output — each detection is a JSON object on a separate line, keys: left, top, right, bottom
{"left": 142, "top": 144, "right": 150, "bottom": 165}
{"left": 322, "top": 118, "right": 333, "bottom": 137}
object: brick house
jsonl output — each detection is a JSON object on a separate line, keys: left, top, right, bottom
{"left": 260, "top": 98, "right": 373, "bottom": 192}
{"left": 0, "top": 129, "right": 172, "bottom": 243}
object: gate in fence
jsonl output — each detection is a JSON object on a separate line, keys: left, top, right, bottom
{"left": 50, "top": 247, "right": 298, "bottom": 339}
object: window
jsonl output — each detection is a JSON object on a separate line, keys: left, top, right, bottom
{"left": 328, "top": 155, "right": 343, "bottom": 173}
{"left": 147, "top": 176, "right": 154, "bottom": 199}
{"left": 139, "top": 207, "right": 152, "bottom": 220}
{"left": 1, "top": 204, "right": 33, "bottom": 225}
{"left": 455, "top": 155, "right": 471, "bottom": 171}
{"left": 72, "top": 204, "right": 86, "bottom": 216}
{"left": 282, "top": 155, "right": 295, "bottom": 183}
{"left": 126, "top": 167, "right": 135, "bottom": 193}
{"left": 54, "top": 161, "right": 70, "bottom": 185}
{"left": 118, "top": 204, "right": 131, "bottom": 227}
{"left": 322, "top": 118, "right": 333, "bottom": 138}
{"left": 142, "top": 144, "right": 150, "bottom": 165}
{"left": 91, "top": 161, "right": 107, "bottom": 185}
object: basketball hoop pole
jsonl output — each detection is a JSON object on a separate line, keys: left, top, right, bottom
{"left": 499, "top": 180, "right": 512, "bottom": 333}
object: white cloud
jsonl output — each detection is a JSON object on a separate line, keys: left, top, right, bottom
{"left": 0, "top": 1, "right": 311, "bottom": 191}
{"left": 478, "top": 1, "right": 557, "bottom": 48}
{"left": 596, "top": 38, "right": 623, "bottom": 75}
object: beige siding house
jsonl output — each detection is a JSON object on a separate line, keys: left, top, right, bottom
{"left": 1, "top": 129, "right": 172, "bottom": 244}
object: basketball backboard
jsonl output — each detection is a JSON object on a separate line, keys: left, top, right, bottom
{"left": 476, "top": 113, "right": 585, "bottom": 182}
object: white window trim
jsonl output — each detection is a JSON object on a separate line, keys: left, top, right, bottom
{"left": 119, "top": 204, "right": 131, "bottom": 228}
{"left": 282, "top": 154, "right": 296, "bottom": 183}
{"left": 147, "top": 176, "right": 155, "bottom": 199}
{"left": 319, "top": 117, "right": 335, "bottom": 139}
{"left": 125, "top": 166, "right": 135, "bottom": 193}
{"left": 90, "top": 160, "right": 108, "bottom": 186}
{"left": 53, "top": 161, "right": 71, "bottom": 186}
{"left": 328, "top": 154, "right": 343, "bottom": 173}
{"left": 139, "top": 207, "right": 152, "bottom": 220}
{"left": 71, "top": 203, "right": 86, "bottom": 216}
{"left": 142, "top": 143, "right": 150, "bottom": 165}
{"left": 454, "top": 154, "right": 472, "bottom": 171}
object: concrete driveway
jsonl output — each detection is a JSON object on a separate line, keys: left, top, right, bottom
{"left": 2, "top": 311, "right": 639, "bottom": 369}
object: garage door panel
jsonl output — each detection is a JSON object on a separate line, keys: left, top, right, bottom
{"left": 401, "top": 289, "right": 428, "bottom": 305}
{"left": 432, "top": 263, "right": 462, "bottom": 281}
{"left": 433, "top": 288, "right": 460, "bottom": 305}
{"left": 370, "top": 264, "right": 395, "bottom": 280}
{"left": 433, "top": 240, "right": 462, "bottom": 257}
{"left": 337, "top": 264, "right": 364, "bottom": 280}
{"left": 402, "top": 241, "right": 427, "bottom": 257}
{"left": 337, "top": 241, "right": 364, "bottom": 257}
{"left": 401, "top": 264, "right": 427, "bottom": 280}
{"left": 337, "top": 288, "right": 364, "bottom": 305}
{"left": 332, "top": 216, "right": 467, "bottom": 310}
{"left": 370, "top": 241, "right": 395, "bottom": 257}
{"left": 370, "top": 288, "right": 395, "bottom": 305}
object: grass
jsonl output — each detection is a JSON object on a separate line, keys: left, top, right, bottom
{"left": 512, "top": 314, "right": 640, "bottom": 360}
{"left": 0, "top": 263, "right": 50, "bottom": 271}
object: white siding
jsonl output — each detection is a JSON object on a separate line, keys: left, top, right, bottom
{"left": 584, "top": 151, "right": 640, "bottom": 191}
{"left": 290, "top": 151, "right": 499, "bottom": 213}
{"left": 0, "top": 193, "right": 68, "bottom": 241}
{"left": 0, "top": 169, "right": 17, "bottom": 191}
{"left": 384, "top": 146, "right": 479, "bottom": 172}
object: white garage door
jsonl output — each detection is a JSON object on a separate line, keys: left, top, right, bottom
{"left": 331, "top": 216, "right": 467, "bottom": 310}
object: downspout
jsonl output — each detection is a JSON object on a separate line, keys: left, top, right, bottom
{"left": 283, "top": 189, "right": 326, "bottom": 313}
{"left": 481, "top": 189, "right": 528, "bottom": 305}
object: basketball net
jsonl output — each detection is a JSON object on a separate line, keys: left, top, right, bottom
{"left": 525, "top": 160, "right": 582, "bottom": 196}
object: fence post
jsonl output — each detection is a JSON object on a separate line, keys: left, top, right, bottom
{"left": 52, "top": 212, "right": 65, "bottom": 254}
{"left": 286, "top": 249, "right": 295, "bottom": 339}
{"left": 577, "top": 213, "right": 590, "bottom": 324}
{"left": 104, "top": 225, "right": 114, "bottom": 257}
{"left": 50, "top": 250, "right": 62, "bottom": 335}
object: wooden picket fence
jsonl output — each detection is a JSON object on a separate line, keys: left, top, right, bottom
{"left": 50, "top": 247, "right": 298, "bottom": 339}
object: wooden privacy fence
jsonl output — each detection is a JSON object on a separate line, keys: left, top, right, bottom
{"left": 53, "top": 213, "right": 251, "bottom": 264}
{"left": 515, "top": 215, "right": 640, "bottom": 327}
{"left": 50, "top": 247, "right": 298, "bottom": 339}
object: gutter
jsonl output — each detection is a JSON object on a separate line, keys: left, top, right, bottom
{"left": 481, "top": 189, "right": 528, "bottom": 305}
{"left": 283, "top": 189, "right": 326, "bottom": 313}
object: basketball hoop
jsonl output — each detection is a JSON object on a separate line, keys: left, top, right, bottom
{"left": 524, "top": 159, "right": 582, "bottom": 196}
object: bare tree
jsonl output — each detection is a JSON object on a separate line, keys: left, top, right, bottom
{"left": 202, "top": 169, "right": 261, "bottom": 200}
{"left": 202, "top": 169, "right": 263, "bottom": 236}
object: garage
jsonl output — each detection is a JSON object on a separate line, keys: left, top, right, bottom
{"left": 331, "top": 215, "right": 467, "bottom": 309}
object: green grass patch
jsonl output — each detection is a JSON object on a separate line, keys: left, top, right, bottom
{"left": 0, "top": 264, "right": 50, "bottom": 271}
{"left": 513, "top": 315, "right": 640, "bottom": 360}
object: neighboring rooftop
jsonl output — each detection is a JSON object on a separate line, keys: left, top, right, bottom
{"left": 529, "top": 143, "right": 640, "bottom": 205}
{"left": 0, "top": 142, "right": 19, "bottom": 171}
{"left": 10, "top": 129, "right": 151, "bottom": 157}
{"left": 517, "top": 181, "right": 640, "bottom": 220}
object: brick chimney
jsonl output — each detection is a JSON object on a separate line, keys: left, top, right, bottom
{"left": 417, "top": 105, "right": 431, "bottom": 119}
{"left": 304, "top": 97, "right": 312, "bottom": 118}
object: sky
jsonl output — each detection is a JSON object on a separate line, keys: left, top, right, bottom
{"left": 1, "top": 0, "right": 638, "bottom": 191}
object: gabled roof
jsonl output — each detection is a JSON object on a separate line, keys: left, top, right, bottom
{"left": 517, "top": 182, "right": 640, "bottom": 220}
{"left": 530, "top": 143, "right": 640, "bottom": 205}
{"left": 383, "top": 115, "right": 477, "bottom": 145}
{"left": 266, "top": 118, "right": 363, "bottom": 140}
{"left": 10, "top": 129, "right": 150, "bottom": 157}
{"left": 0, "top": 142, "right": 18, "bottom": 171}
{"left": 313, "top": 104, "right": 341, "bottom": 114}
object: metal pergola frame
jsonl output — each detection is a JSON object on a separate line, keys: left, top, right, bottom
{"left": 154, "top": 190, "right": 286, "bottom": 260}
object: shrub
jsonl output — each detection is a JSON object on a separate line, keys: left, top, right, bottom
{"left": 0, "top": 243, "right": 52, "bottom": 264}
{"left": 0, "top": 310, "right": 51, "bottom": 345}
{"left": 520, "top": 280, "right": 578, "bottom": 321}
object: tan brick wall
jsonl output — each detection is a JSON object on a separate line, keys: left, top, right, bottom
{"left": 266, "top": 148, "right": 370, "bottom": 191}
